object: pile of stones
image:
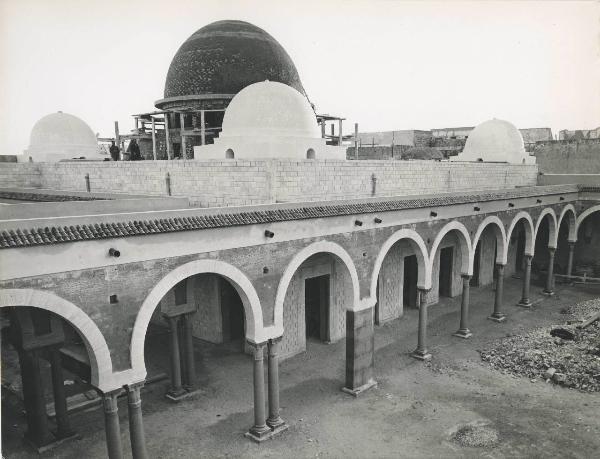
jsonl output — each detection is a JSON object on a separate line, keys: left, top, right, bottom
{"left": 479, "top": 298, "right": 600, "bottom": 392}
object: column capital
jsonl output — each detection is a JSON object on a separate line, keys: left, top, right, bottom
{"left": 102, "top": 389, "right": 123, "bottom": 412}
{"left": 461, "top": 273, "right": 472, "bottom": 280}
{"left": 125, "top": 381, "right": 145, "bottom": 393}
{"left": 417, "top": 287, "right": 431, "bottom": 294}
{"left": 568, "top": 240, "right": 577, "bottom": 247}
{"left": 548, "top": 247, "right": 556, "bottom": 254}
{"left": 524, "top": 254, "right": 533, "bottom": 262}
{"left": 495, "top": 262, "right": 507, "bottom": 267}
{"left": 268, "top": 336, "right": 283, "bottom": 345}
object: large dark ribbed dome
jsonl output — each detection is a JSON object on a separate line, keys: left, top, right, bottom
{"left": 163, "top": 20, "right": 304, "bottom": 99}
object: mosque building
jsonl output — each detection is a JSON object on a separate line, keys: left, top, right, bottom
{"left": 1, "top": 17, "right": 599, "bottom": 459}
{"left": 128, "top": 20, "right": 346, "bottom": 161}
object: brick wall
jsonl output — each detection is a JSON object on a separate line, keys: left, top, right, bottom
{"left": 0, "top": 160, "right": 538, "bottom": 208}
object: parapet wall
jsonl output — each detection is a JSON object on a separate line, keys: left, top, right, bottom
{"left": 0, "top": 160, "right": 538, "bottom": 207}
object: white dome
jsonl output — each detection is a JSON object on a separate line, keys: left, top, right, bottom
{"left": 220, "top": 81, "right": 320, "bottom": 139}
{"left": 458, "top": 119, "right": 528, "bottom": 164}
{"left": 28, "top": 112, "right": 100, "bottom": 162}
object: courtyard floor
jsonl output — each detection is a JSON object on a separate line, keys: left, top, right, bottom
{"left": 2, "top": 277, "right": 600, "bottom": 458}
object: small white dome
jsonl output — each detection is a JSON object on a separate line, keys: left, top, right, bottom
{"left": 458, "top": 119, "right": 528, "bottom": 163}
{"left": 28, "top": 112, "right": 99, "bottom": 162}
{"left": 220, "top": 81, "right": 320, "bottom": 139}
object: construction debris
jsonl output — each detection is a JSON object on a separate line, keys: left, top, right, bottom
{"left": 479, "top": 298, "right": 600, "bottom": 392}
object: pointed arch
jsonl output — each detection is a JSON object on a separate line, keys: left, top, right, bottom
{"left": 534, "top": 208, "right": 558, "bottom": 249}
{"left": 0, "top": 288, "right": 116, "bottom": 391}
{"left": 506, "top": 211, "right": 535, "bottom": 255}
{"left": 576, "top": 204, "right": 600, "bottom": 234}
{"left": 371, "top": 228, "right": 431, "bottom": 294}
{"left": 429, "top": 221, "right": 473, "bottom": 275}
{"left": 471, "top": 216, "right": 508, "bottom": 265}
{"left": 557, "top": 204, "right": 577, "bottom": 242}
{"left": 273, "top": 240, "right": 360, "bottom": 337}
{"left": 131, "top": 259, "right": 266, "bottom": 377}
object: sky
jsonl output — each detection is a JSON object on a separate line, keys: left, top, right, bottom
{"left": 0, "top": 0, "right": 599, "bottom": 155}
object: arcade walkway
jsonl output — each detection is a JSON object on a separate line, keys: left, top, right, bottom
{"left": 2, "top": 279, "right": 599, "bottom": 458}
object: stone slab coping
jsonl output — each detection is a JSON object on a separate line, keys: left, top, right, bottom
{"left": 0, "top": 184, "right": 589, "bottom": 250}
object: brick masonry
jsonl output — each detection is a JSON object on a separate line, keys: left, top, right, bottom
{"left": 0, "top": 160, "right": 538, "bottom": 208}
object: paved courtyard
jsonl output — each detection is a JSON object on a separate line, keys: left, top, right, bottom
{"left": 3, "top": 278, "right": 599, "bottom": 458}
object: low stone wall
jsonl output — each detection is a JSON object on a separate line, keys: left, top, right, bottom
{"left": 0, "top": 160, "right": 538, "bottom": 208}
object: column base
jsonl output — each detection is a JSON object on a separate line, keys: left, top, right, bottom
{"left": 516, "top": 300, "right": 532, "bottom": 308}
{"left": 542, "top": 289, "right": 555, "bottom": 296}
{"left": 410, "top": 349, "right": 432, "bottom": 361}
{"left": 165, "top": 388, "right": 189, "bottom": 402}
{"left": 244, "top": 425, "right": 273, "bottom": 443}
{"left": 266, "top": 417, "right": 288, "bottom": 436}
{"left": 341, "top": 378, "right": 377, "bottom": 397}
{"left": 24, "top": 431, "right": 79, "bottom": 454}
{"left": 452, "top": 329, "right": 473, "bottom": 339}
{"left": 488, "top": 313, "right": 506, "bottom": 323}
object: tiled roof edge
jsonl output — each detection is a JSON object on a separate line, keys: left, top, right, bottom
{"left": 0, "top": 184, "right": 582, "bottom": 249}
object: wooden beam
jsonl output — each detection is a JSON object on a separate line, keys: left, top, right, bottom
{"left": 151, "top": 118, "right": 157, "bottom": 161}
{"left": 165, "top": 114, "right": 172, "bottom": 160}
{"left": 180, "top": 113, "right": 187, "bottom": 159}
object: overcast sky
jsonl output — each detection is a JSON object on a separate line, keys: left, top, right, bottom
{"left": 0, "top": 0, "right": 599, "bottom": 155}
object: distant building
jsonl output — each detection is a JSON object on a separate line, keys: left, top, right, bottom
{"left": 519, "top": 128, "right": 553, "bottom": 152}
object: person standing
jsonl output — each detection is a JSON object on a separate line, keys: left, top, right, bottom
{"left": 109, "top": 141, "right": 120, "bottom": 161}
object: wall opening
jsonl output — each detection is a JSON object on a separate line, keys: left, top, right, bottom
{"left": 304, "top": 275, "right": 330, "bottom": 342}
{"left": 515, "top": 226, "right": 526, "bottom": 272}
{"left": 219, "top": 277, "right": 245, "bottom": 347}
{"left": 471, "top": 242, "right": 482, "bottom": 286}
{"left": 306, "top": 148, "right": 316, "bottom": 159}
{"left": 403, "top": 255, "right": 418, "bottom": 308}
{"left": 225, "top": 149, "right": 235, "bottom": 159}
{"left": 439, "top": 246, "right": 454, "bottom": 297}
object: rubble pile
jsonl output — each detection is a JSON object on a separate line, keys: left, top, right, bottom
{"left": 479, "top": 298, "right": 600, "bottom": 392}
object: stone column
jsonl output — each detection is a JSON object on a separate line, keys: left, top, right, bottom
{"left": 489, "top": 263, "right": 507, "bottom": 322}
{"left": 19, "top": 349, "right": 54, "bottom": 448}
{"left": 165, "top": 316, "right": 186, "bottom": 399}
{"left": 50, "top": 347, "right": 75, "bottom": 439}
{"left": 266, "top": 338, "right": 287, "bottom": 434}
{"left": 566, "top": 241, "right": 575, "bottom": 277}
{"left": 126, "top": 383, "right": 149, "bottom": 459}
{"left": 245, "top": 342, "right": 272, "bottom": 442}
{"left": 517, "top": 254, "right": 533, "bottom": 308}
{"left": 102, "top": 390, "right": 123, "bottom": 459}
{"left": 338, "top": 119, "right": 343, "bottom": 145}
{"left": 342, "top": 306, "right": 378, "bottom": 396}
{"left": 182, "top": 313, "right": 196, "bottom": 390}
{"left": 411, "top": 288, "right": 432, "bottom": 360}
{"left": 453, "top": 275, "right": 473, "bottom": 339}
{"left": 543, "top": 248, "right": 556, "bottom": 295}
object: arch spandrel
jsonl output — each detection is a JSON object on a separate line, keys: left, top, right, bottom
{"left": 273, "top": 240, "right": 361, "bottom": 336}
{"left": 429, "top": 221, "right": 473, "bottom": 275}
{"left": 0, "top": 288, "right": 116, "bottom": 392}
{"left": 471, "top": 216, "right": 508, "bottom": 265}
{"left": 506, "top": 211, "right": 535, "bottom": 256}
{"left": 534, "top": 208, "right": 558, "bottom": 249}
{"left": 371, "top": 228, "right": 431, "bottom": 294}
{"left": 130, "top": 259, "right": 266, "bottom": 379}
